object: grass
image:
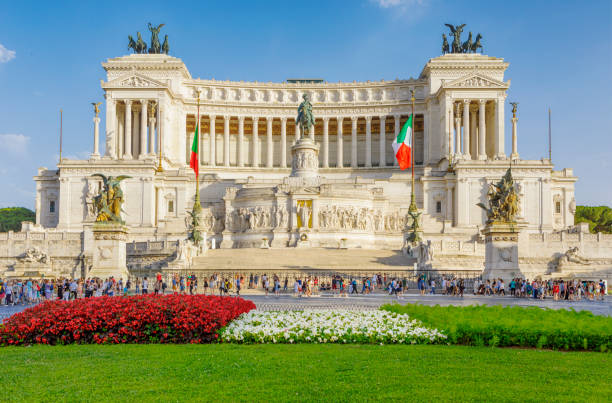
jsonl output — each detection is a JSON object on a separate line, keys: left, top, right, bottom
{"left": 1, "top": 344, "right": 610, "bottom": 402}
{"left": 383, "top": 303, "right": 612, "bottom": 351}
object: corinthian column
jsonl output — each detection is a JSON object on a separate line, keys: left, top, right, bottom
{"left": 322, "top": 117, "right": 329, "bottom": 168}
{"left": 351, "top": 117, "right": 358, "bottom": 168}
{"left": 104, "top": 96, "right": 117, "bottom": 159}
{"left": 495, "top": 97, "right": 505, "bottom": 159}
{"left": 365, "top": 116, "right": 372, "bottom": 168}
{"left": 148, "top": 110, "right": 156, "bottom": 156}
{"left": 462, "top": 99, "right": 470, "bottom": 160}
{"left": 238, "top": 116, "right": 245, "bottom": 167}
{"left": 124, "top": 100, "right": 132, "bottom": 159}
{"left": 379, "top": 116, "right": 386, "bottom": 167}
{"left": 223, "top": 115, "right": 230, "bottom": 167}
{"left": 280, "top": 117, "right": 287, "bottom": 168}
{"left": 139, "top": 100, "right": 148, "bottom": 158}
{"left": 252, "top": 117, "right": 259, "bottom": 167}
{"left": 92, "top": 115, "right": 100, "bottom": 158}
{"left": 478, "top": 99, "right": 486, "bottom": 160}
{"left": 454, "top": 103, "right": 461, "bottom": 159}
{"left": 266, "top": 117, "right": 273, "bottom": 168}
{"left": 393, "top": 115, "right": 400, "bottom": 166}
{"left": 511, "top": 113, "right": 519, "bottom": 160}
{"left": 209, "top": 115, "right": 216, "bottom": 167}
{"left": 337, "top": 117, "right": 343, "bottom": 168}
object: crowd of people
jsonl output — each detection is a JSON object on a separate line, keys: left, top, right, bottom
{"left": 0, "top": 273, "right": 607, "bottom": 306}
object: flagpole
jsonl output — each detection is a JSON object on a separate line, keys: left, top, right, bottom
{"left": 59, "top": 109, "right": 63, "bottom": 165}
{"left": 408, "top": 90, "right": 417, "bottom": 214}
{"left": 193, "top": 90, "right": 202, "bottom": 216}
{"left": 548, "top": 107, "right": 552, "bottom": 162}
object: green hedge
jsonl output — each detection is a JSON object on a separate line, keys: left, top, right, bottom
{"left": 0, "top": 207, "right": 35, "bottom": 232}
{"left": 382, "top": 303, "right": 612, "bottom": 352}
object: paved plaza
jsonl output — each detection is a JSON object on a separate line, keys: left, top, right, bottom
{"left": 2, "top": 293, "right": 609, "bottom": 321}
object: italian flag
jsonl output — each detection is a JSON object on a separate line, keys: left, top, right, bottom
{"left": 392, "top": 114, "right": 413, "bottom": 170}
{"left": 189, "top": 123, "right": 199, "bottom": 178}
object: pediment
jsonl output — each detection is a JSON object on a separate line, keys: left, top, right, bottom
{"left": 103, "top": 73, "right": 167, "bottom": 89}
{"left": 443, "top": 73, "right": 508, "bottom": 89}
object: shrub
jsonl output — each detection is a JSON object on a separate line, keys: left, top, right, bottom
{"left": 382, "top": 304, "right": 612, "bottom": 352}
{"left": 0, "top": 294, "right": 255, "bottom": 346}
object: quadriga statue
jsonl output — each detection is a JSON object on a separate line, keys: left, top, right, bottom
{"left": 477, "top": 168, "right": 519, "bottom": 224}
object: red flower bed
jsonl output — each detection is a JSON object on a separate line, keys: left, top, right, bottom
{"left": 0, "top": 294, "right": 255, "bottom": 346}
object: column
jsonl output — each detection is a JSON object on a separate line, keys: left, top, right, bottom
{"left": 448, "top": 99, "right": 454, "bottom": 155}
{"left": 454, "top": 103, "right": 461, "bottom": 158}
{"left": 92, "top": 116, "right": 100, "bottom": 158}
{"left": 104, "top": 96, "right": 117, "bottom": 158}
{"left": 322, "top": 117, "right": 329, "bottom": 168}
{"left": 139, "top": 100, "right": 148, "bottom": 158}
{"left": 223, "top": 115, "right": 230, "bottom": 167}
{"left": 124, "top": 100, "right": 132, "bottom": 159}
{"left": 209, "top": 115, "right": 216, "bottom": 167}
{"left": 238, "top": 116, "right": 245, "bottom": 167}
{"left": 365, "top": 116, "right": 372, "bottom": 168}
{"left": 309, "top": 120, "right": 315, "bottom": 141}
{"left": 495, "top": 97, "right": 505, "bottom": 159}
{"left": 148, "top": 111, "right": 156, "bottom": 156}
{"left": 198, "top": 115, "right": 204, "bottom": 168}
{"left": 280, "top": 117, "right": 287, "bottom": 168}
{"left": 393, "top": 115, "right": 400, "bottom": 166}
{"left": 379, "top": 116, "right": 386, "bottom": 167}
{"left": 157, "top": 105, "right": 162, "bottom": 159}
{"left": 511, "top": 114, "right": 519, "bottom": 160}
{"left": 470, "top": 109, "right": 477, "bottom": 159}
{"left": 252, "top": 117, "right": 259, "bottom": 167}
{"left": 266, "top": 117, "right": 273, "bottom": 168}
{"left": 351, "top": 117, "right": 358, "bottom": 168}
{"left": 478, "top": 99, "right": 486, "bottom": 160}
{"left": 462, "top": 99, "right": 470, "bottom": 160}
{"left": 294, "top": 117, "right": 300, "bottom": 142}
{"left": 336, "top": 117, "right": 343, "bottom": 168}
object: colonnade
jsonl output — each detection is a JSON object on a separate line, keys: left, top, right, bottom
{"left": 188, "top": 114, "right": 421, "bottom": 169}
{"left": 448, "top": 98, "right": 510, "bottom": 160}
{"left": 103, "top": 99, "right": 159, "bottom": 159}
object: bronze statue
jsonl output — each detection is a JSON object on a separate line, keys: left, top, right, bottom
{"left": 442, "top": 34, "right": 449, "bottom": 54}
{"left": 296, "top": 93, "right": 315, "bottom": 139}
{"left": 148, "top": 23, "right": 165, "bottom": 54}
{"left": 471, "top": 33, "right": 483, "bottom": 53}
{"left": 407, "top": 209, "right": 422, "bottom": 243}
{"left": 187, "top": 209, "right": 203, "bottom": 245}
{"left": 128, "top": 35, "right": 137, "bottom": 53}
{"left": 477, "top": 168, "right": 520, "bottom": 224}
{"left": 162, "top": 34, "right": 169, "bottom": 55}
{"left": 462, "top": 31, "right": 473, "bottom": 53}
{"left": 444, "top": 23, "right": 466, "bottom": 53}
{"left": 135, "top": 32, "right": 147, "bottom": 54}
{"left": 91, "top": 174, "right": 131, "bottom": 223}
{"left": 91, "top": 102, "right": 102, "bottom": 118}
{"left": 510, "top": 102, "right": 518, "bottom": 118}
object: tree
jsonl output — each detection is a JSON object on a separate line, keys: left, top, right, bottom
{"left": 0, "top": 207, "right": 35, "bottom": 232}
{"left": 574, "top": 205, "right": 612, "bottom": 234}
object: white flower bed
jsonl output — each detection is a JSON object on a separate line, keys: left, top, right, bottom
{"left": 219, "top": 310, "right": 447, "bottom": 344}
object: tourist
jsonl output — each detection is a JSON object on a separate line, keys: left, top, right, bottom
{"left": 142, "top": 277, "right": 149, "bottom": 294}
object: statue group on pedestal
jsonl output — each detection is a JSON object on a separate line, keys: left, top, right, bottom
{"left": 296, "top": 93, "right": 315, "bottom": 140}
{"left": 128, "top": 23, "right": 169, "bottom": 55}
{"left": 91, "top": 174, "right": 131, "bottom": 223}
{"left": 477, "top": 168, "right": 519, "bottom": 224}
{"left": 442, "top": 24, "right": 483, "bottom": 54}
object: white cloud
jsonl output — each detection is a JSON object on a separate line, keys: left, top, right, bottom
{"left": 0, "top": 43, "right": 16, "bottom": 63}
{"left": 372, "top": 0, "right": 425, "bottom": 8}
{"left": 0, "top": 134, "right": 30, "bottom": 154}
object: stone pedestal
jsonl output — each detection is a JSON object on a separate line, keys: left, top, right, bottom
{"left": 483, "top": 222, "right": 520, "bottom": 281}
{"left": 291, "top": 138, "right": 320, "bottom": 178}
{"left": 89, "top": 223, "right": 130, "bottom": 281}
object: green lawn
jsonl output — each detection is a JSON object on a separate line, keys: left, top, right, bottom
{"left": 1, "top": 344, "right": 610, "bottom": 402}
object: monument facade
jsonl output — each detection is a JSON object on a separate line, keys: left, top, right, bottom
{"left": 4, "top": 27, "right": 610, "bottom": 280}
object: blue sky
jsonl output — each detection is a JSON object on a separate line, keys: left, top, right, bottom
{"left": 0, "top": 0, "right": 610, "bottom": 208}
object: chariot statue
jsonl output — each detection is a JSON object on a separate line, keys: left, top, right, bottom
{"left": 296, "top": 93, "right": 315, "bottom": 139}
{"left": 91, "top": 174, "right": 131, "bottom": 223}
{"left": 477, "top": 168, "right": 520, "bottom": 224}
{"left": 444, "top": 23, "right": 466, "bottom": 53}
{"left": 442, "top": 33, "right": 449, "bottom": 54}
{"left": 148, "top": 23, "right": 165, "bottom": 54}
